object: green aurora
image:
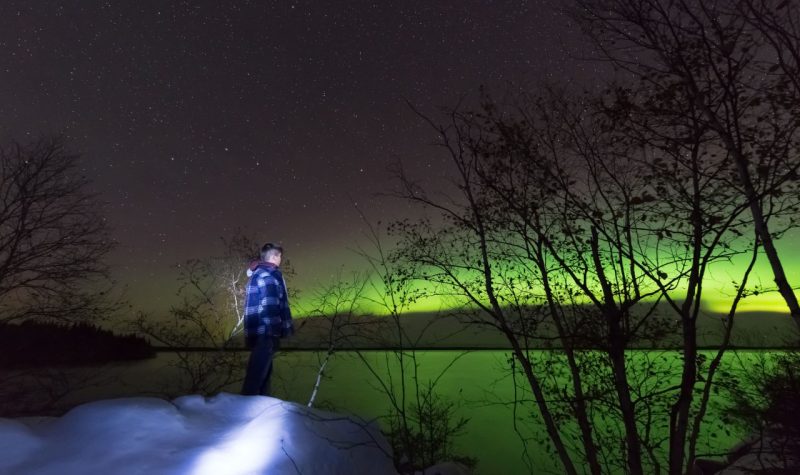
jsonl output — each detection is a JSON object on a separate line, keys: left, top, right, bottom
{"left": 302, "top": 233, "right": 800, "bottom": 318}
{"left": 121, "top": 227, "right": 800, "bottom": 323}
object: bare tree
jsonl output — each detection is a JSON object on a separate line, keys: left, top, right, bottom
{"left": 394, "top": 98, "right": 588, "bottom": 475}
{"left": 128, "top": 234, "right": 258, "bottom": 397}
{"left": 301, "top": 269, "right": 370, "bottom": 408}
{"left": 350, "top": 215, "right": 476, "bottom": 473}
{"left": 593, "top": 76, "right": 773, "bottom": 474}
{"left": 0, "top": 137, "right": 114, "bottom": 324}
{"left": 738, "top": 0, "right": 800, "bottom": 96}
{"left": 392, "top": 82, "right": 776, "bottom": 474}
{"left": 572, "top": 0, "right": 800, "bottom": 330}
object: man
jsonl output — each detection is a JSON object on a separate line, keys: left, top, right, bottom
{"left": 241, "top": 242, "right": 294, "bottom": 396}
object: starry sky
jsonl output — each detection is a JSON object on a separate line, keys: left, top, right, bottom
{"left": 0, "top": 1, "right": 599, "bottom": 313}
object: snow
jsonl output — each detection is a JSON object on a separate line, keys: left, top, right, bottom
{"left": 0, "top": 393, "right": 398, "bottom": 475}
{"left": 716, "top": 432, "right": 799, "bottom": 474}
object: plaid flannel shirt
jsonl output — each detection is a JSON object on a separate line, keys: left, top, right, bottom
{"left": 243, "top": 262, "right": 294, "bottom": 345}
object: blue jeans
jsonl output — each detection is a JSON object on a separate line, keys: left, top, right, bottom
{"left": 241, "top": 336, "right": 280, "bottom": 396}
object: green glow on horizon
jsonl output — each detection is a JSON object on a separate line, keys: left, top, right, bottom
{"left": 292, "top": 238, "right": 800, "bottom": 318}
{"left": 282, "top": 227, "right": 800, "bottom": 320}
{"left": 120, "top": 227, "right": 799, "bottom": 323}
{"left": 293, "top": 268, "right": 797, "bottom": 319}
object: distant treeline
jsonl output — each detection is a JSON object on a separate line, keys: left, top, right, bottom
{"left": 0, "top": 321, "right": 155, "bottom": 368}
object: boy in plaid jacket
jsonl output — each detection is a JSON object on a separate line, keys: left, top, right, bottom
{"left": 241, "top": 242, "right": 294, "bottom": 396}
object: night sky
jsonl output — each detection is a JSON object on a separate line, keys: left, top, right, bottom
{"left": 0, "top": 1, "right": 600, "bottom": 313}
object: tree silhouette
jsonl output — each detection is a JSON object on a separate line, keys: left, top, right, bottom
{"left": 392, "top": 83, "right": 772, "bottom": 474}
{"left": 128, "top": 234, "right": 259, "bottom": 397}
{"left": 573, "top": 0, "right": 800, "bottom": 331}
{"left": 0, "top": 137, "right": 114, "bottom": 324}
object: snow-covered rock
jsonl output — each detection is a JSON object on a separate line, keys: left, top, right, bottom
{"left": 693, "top": 430, "right": 799, "bottom": 475}
{"left": 716, "top": 433, "right": 799, "bottom": 474}
{"left": 0, "top": 393, "right": 398, "bottom": 475}
{"left": 414, "top": 461, "right": 473, "bottom": 475}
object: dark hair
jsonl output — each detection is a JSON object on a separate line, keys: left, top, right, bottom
{"left": 260, "top": 242, "right": 283, "bottom": 261}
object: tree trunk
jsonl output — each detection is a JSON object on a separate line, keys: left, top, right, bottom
{"left": 471, "top": 190, "right": 579, "bottom": 475}
{"left": 506, "top": 335, "right": 580, "bottom": 475}
{"left": 539, "top": 247, "right": 603, "bottom": 475}
{"left": 591, "top": 228, "right": 645, "bottom": 474}
{"left": 608, "top": 320, "right": 645, "bottom": 475}
{"left": 669, "top": 317, "right": 697, "bottom": 475}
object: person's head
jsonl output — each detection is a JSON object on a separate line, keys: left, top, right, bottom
{"left": 260, "top": 242, "right": 283, "bottom": 266}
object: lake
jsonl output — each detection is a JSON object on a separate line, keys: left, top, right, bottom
{"left": 33, "top": 349, "right": 760, "bottom": 475}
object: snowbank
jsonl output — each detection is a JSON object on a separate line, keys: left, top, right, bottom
{"left": 0, "top": 393, "right": 397, "bottom": 475}
{"left": 716, "top": 432, "right": 799, "bottom": 474}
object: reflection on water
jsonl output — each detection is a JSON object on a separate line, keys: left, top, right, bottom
{"left": 29, "top": 350, "right": 758, "bottom": 475}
